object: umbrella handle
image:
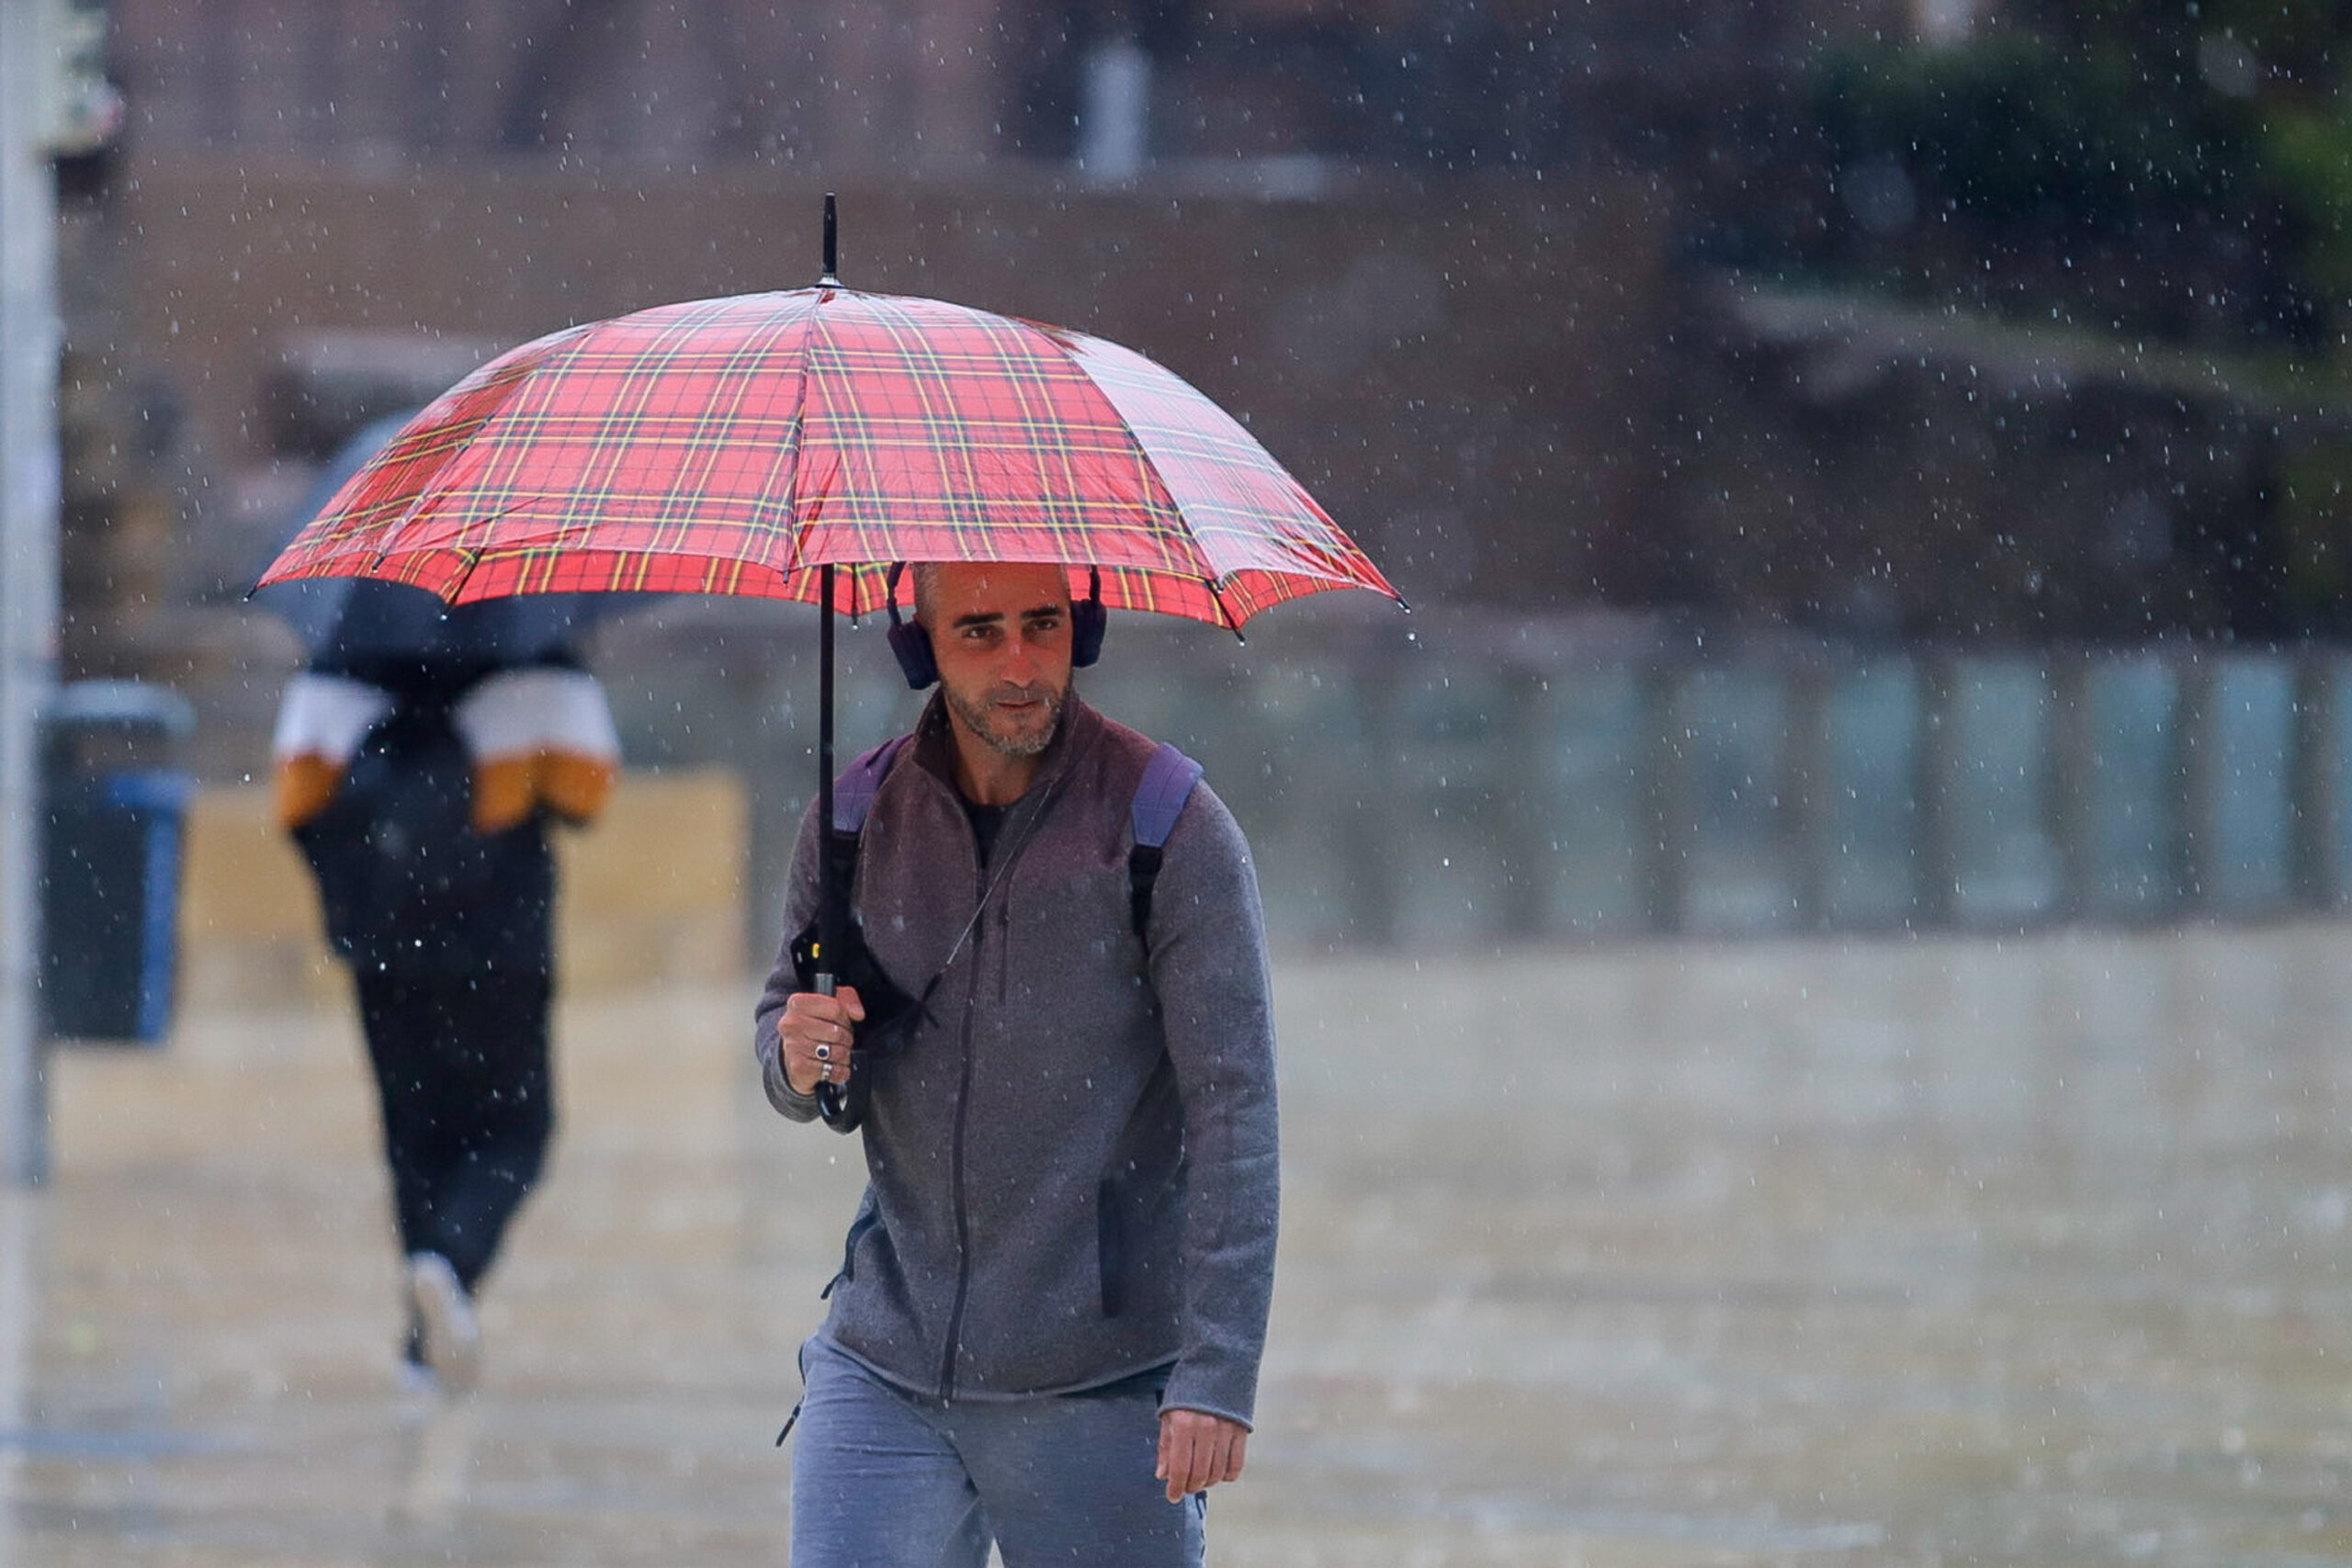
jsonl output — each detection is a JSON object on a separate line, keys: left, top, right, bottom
{"left": 811, "top": 971, "right": 865, "bottom": 1133}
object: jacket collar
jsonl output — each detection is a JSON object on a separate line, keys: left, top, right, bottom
{"left": 909, "top": 686, "right": 1103, "bottom": 813}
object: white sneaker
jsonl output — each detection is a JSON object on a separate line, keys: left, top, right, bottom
{"left": 406, "top": 1252, "right": 481, "bottom": 1393}
{"left": 395, "top": 1355, "right": 439, "bottom": 1398}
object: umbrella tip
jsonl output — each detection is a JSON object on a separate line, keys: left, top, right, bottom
{"left": 819, "top": 192, "right": 842, "bottom": 288}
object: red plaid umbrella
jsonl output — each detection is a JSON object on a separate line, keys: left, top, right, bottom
{"left": 261, "top": 284, "right": 1397, "bottom": 632}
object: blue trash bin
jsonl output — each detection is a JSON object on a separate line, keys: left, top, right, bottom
{"left": 40, "top": 681, "right": 197, "bottom": 1043}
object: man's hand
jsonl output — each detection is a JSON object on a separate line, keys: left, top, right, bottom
{"left": 777, "top": 986, "right": 865, "bottom": 1096}
{"left": 1156, "top": 1408, "right": 1248, "bottom": 1503}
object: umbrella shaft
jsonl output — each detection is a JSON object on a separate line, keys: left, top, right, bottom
{"left": 817, "top": 563, "right": 842, "bottom": 971}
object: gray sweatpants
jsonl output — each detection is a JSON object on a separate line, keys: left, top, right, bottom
{"left": 787, "top": 1337, "right": 1207, "bottom": 1568}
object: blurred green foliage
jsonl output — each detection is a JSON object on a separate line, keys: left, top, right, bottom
{"left": 1805, "top": 4, "right": 2352, "bottom": 352}
{"left": 2264, "top": 96, "right": 2352, "bottom": 310}
{"left": 1814, "top": 31, "right": 2260, "bottom": 243}
{"left": 2275, "top": 439, "right": 2352, "bottom": 632}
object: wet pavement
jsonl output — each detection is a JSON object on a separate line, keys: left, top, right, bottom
{"left": 14, "top": 922, "right": 2352, "bottom": 1565}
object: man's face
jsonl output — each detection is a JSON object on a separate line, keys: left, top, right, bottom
{"left": 920, "top": 561, "right": 1075, "bottom": 760}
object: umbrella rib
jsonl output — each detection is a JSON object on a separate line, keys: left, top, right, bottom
{"left": 1203, "top": 575, "right": 1247, "bottom": 641}
{"left": 445, "top": 548, "right": 481, "bottom": 604}
{"left": 784, "top": 291, "right": 830, "bottom": 611}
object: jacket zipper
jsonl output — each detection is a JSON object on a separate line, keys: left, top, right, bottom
{"left": 937, "top": 821, "right": 989, "bottom": 1403}
{"left": 939, "top": 970, "right": 978, "bottom": 1402}
{"left": 931, "top": 764, "right": 1059, "bottom": 1404}
{"left": 996, "top": 886, "right": 1012, "bottom": 1004}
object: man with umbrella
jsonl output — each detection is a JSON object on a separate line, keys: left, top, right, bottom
{"left": 757, "top": 558, "right": 1277, "bottom": 1566}
{"left": 255, "top": 219, "right": 1396, "bottom": 1529}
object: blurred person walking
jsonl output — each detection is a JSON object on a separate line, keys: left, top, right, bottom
{"left": 757, "top": 560, "right": 1277, "bottom": 1567}
{"left": 274, "top": 651, "right": 618, "bottom": 1393}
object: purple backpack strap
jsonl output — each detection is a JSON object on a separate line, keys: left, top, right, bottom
{"left": 1131, "top": 742, "right": 1204, "bottom": 850}
{"left": 1128, "top": 742, "right": 1203, "bottom": 939}
{"left": 832, "top": 734, "right": 911, "bottom": 834}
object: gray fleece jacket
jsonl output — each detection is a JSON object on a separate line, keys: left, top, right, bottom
{"left": 753, "top": 692, "right": 1278, "bottom": 1427}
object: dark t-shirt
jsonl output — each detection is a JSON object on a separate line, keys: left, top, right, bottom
{"left": 965, "top": 800, "right": 1009, "bottom": 866}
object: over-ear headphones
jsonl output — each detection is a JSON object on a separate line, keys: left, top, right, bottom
{"left": 1071, "top": 570, "right": 1108, "bottom": 668}
{"left": 886, "top": 563, "right": 1107, "bottom": 690}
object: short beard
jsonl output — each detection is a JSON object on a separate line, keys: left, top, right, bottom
{"left": 944, "top": 679, "right": 1068, "bottom": 759}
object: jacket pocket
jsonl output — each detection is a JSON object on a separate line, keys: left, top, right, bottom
{"left": 1097, "top": 1179, "right": 1126, "bottom": 1318}
{"left": 822, "top": 1206, "right": 882, "bottom": 1301}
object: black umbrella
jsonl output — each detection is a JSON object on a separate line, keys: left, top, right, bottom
{"left": 249, "top": 411, "right": 630, "bottom": 678}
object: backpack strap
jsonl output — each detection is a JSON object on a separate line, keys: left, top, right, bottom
{"left": 824, "top": 734, "right": 911, "bottom": 913}
{"left": 1128, "top": 742, "right": 1204, "bottom": 941}
{"left": 832, "top": 734, "right": 911, "bottom": 834}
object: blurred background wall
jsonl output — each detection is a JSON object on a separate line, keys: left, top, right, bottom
{"left": 44, "top": 0, "right": 2352, "bottom": 964}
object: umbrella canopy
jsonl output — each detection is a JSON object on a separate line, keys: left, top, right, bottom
{"left": 259, "top": 286, "right": 1401, "bottom": 626}
{"left": 251, "top": 412, "right": 629, "bottom": 678}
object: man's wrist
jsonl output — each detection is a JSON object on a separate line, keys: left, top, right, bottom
{"left": 763, "top": 1032, "right": 818, "bottom": 1100}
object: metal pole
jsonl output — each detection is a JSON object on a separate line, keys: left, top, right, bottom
{"left": 0, "top": 0, "right": 63, "bottom": 1187}
{"left": 2292, "top": 649, "right": 2345, "bottom": 909}
{"left": 1910, "top": 654, "right": 1958, "bottom": 930}
{"left": 1640, "top": 663, "right": 1691, "bottom": 934}
{"left": 1785, "top": 659, "right": 1834, "bottom": 931}
{"left": 2173, "top": 649, "right": 2215, "bottom": 915}
{"left": 2047, "top": 649, "right": 2095, "bottom": 923}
